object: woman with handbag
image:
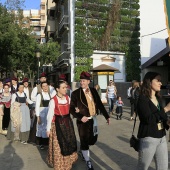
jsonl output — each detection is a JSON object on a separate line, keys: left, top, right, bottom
{"left": 46, "top": 80, "right": 78, "bottom": 170}
{"left": 136, "top": 72, "right": 170, "bottom": 170}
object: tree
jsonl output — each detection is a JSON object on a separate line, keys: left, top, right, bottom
{"left": 39, "top": 38, "right": 60, "bottom": 67}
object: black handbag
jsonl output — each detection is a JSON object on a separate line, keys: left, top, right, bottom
{"left": 130, "top": 114, "right": 140, "bottom": 152}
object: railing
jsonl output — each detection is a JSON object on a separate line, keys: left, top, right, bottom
{"left": 58, "top": 15, "right": 69, "bottom": 32}
{"left": 57, "top": 51, "right": 70, "bottom": 66}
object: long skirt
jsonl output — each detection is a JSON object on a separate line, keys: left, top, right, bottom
{"left": 2, "top": 107, "right": 10, "bottom": 129}
{"left": 47, "top": 123, "right": 78, "bottom": 170}
{"left": 7, "top": 103, "right": 30, "bottom": 141}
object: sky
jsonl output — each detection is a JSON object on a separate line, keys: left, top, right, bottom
{"left": 0, "top": 0, "right": 40, "bottom": 9}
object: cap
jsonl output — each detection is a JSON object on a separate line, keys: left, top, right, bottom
{"left": 22, "top": 78, "right": 29, "bottom": 83}
{"left": 40, "top": 72, "right": 46, "bottom": 78}
{"left": 80, "top": 71, "right": 91, "bottom": 80}
{"left": 12, "top": 77, "right": 18, "bottom": 81}
{"left": 59, "top": 74, "right": 66, "bottom": 81}
{"left": 5, "top": 78, "right": 11, "bottom": 83}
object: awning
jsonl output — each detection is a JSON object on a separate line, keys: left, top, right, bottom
{"left": 91, "top": 64, "right": 119, "bottom": 72}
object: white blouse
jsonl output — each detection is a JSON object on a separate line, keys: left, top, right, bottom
{"left": 35, "top": 92, "right": 51, "bottom": 116}
{"left": 46, "top": 96, "right": 70, "bottom": 131}
{"left": 11, "top": 92, "right": 33, "bottom": 105}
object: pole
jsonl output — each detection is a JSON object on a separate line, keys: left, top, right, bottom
{"left": 38, "top": 57, "right": 39, "bottom": 84}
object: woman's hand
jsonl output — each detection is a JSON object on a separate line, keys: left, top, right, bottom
{"left": 164, "top": 102, "right": 170, "bottom": 113}
{"left": 46, "top": 131, "right": 50, "bottom": 137}
{"left": 75, "top": 107, "right": 80, "bottom": 113}
{"left": 81, "top": 116, "right": 89, "bottom": 123}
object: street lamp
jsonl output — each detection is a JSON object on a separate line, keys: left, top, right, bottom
{"left": 35, "top": 48, "right": 41, "bottom": 84}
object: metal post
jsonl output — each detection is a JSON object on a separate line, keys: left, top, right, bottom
{"left": 37, "top": 57, "right": 40, "bottom": 84}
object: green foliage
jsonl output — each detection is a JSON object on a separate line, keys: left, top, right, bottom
{"left": 39, "top": 38, "right": 60, "bottom": 66}
{"left": 74, "top": 57, "right": 93, "bottom": 81}
{"left": 75, "top": 0, "right": 141, "bottom": 81}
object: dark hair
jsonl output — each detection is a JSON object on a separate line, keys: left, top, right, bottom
{"left": 18, "top": 82, "right": 24, "bottom": 86}
{"left": 40, "top": 81, "right": 48, "bottom": 88}
{"left": 3, "top": 84, "right": 10, "bottom": 88}
{"left": 54, "top": 80, "right": 67, "bottom": 89}
{"left": 141, "top": 72, "right": 161, "bottom": 98}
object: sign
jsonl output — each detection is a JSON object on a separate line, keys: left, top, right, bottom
{"left": 97, "top": 72, "right": 114, "bottom": 75}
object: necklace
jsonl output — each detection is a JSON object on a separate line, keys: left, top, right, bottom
{"left": 56, "top": 93, "right": 63, "bottom": 99}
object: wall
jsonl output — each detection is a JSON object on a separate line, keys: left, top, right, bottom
{"left": 91, "top": 51, "right": 126, "bottom": 82}
{"left": 140, "top": 0, "right": 168, "bottom": 65}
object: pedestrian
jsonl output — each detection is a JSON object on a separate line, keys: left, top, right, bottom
{"left": 11, "top": 77, "right": 19, "bottom": 94}
{"left": 7, "top": 83, "right": 33, "bottom": 144}
{"left": 106, "top": 80, "right": 117, "bottom": 115}
{"left": 31, "top": 72, "right": 56, "bottom": 103}
{"left": 0, "top": 79, "right": 4, "bottom": 134}
{"left": 30, "top": 73, "right": 56, "bottom": 145}
{"left": 129, "top": 81, "right": 139, "bottom": 120}
{"left": 115, "top": 96, "right": 124, "bottom": 120}
{"left": 136, "top": 71, "right": 170, "bottom": 170}
{"left": 46, "top": 80, "right": 78, "bottom": 170}
{"left": 0, "top": 84, "right": 11, "bottom": 135}
{"left": 4, "top": 78, "right": 11, "bottom": 92}
{"left": 94, "top": 84, "right": 102, "bottom": 98}
{"left": 36, "top": 82, "right": 51, "bottom": 150}
{"left": 70, "top": 71, "right": 110, "bottom": 170}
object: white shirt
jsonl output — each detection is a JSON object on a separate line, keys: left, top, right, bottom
{"left": 35, "top": 92, "right": 51, "bottom": 116}
{"left": 11, "top": 92, "right": 33, "bottom": 105}
{"left": 31, "top": 85, "right": 56, "bottom": 102}
{"left": 24, "top": 87, "right": 30, "bottom": 99}
{"left": 46, "top": 96, "right": 70, "bottom": 131}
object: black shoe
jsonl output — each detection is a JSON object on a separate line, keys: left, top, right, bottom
{"left": 40, "top": 145, "right": 44, "bottom": 150}
{"left": 86, "top": 160, "right": 94, "bottom": 170}
{"left": 117, "top": 116, "right": 118, "bottom": 120}
{"left": 78, "top": 150, "right": 85, "bottom": 161}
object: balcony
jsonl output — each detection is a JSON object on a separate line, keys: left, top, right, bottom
{"left": 30, "top": 21, "right": 41, "bottom": 26}
{"left": 30, "top": 15, "right": 40, "bottom": 19}
{"left": 57, "top": 51, "right": 70, "bottom": 67}
{"left": 58, "top": 15, "right": 69, "bottom": 34}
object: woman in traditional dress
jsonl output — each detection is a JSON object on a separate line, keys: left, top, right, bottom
{"left": 36, "top": 82, "right": 50, "bottom": 149}
{"left": 0, "top": 84, "right": 11, "bottom": 134}
{"left": 7, "top": 83, "right": 33, "bottom": 144}
{"left": 46, "top": 80, "right": 78, "bottom": 170}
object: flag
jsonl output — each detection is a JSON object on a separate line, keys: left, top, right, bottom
{"left": 164, "top": 0, "right": 170, "bottom": 45}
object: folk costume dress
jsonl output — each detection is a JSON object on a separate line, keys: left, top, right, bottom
{"left": 0, "top": 92, "right": 11, "bottom": 130}
{"left": 70, "top": 87, "right": 110, "bottom": 151}
{"left": 35, "top": 91, "right": 50, "bottom": 145}
{"left": 7, "top": 92, "right": 33, "bottom": 141}
{"left": 47, "top": 95, "right": 77, "bottom": 170}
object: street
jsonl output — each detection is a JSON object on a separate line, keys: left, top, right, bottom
{"left": 0, "top": 106, "right": 170, "bottom": 170}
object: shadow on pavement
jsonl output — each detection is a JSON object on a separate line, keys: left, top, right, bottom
{"left": 0, "top": 141, "right": 24, "bottom": 170}
{"left": 96, "top": 141, "right": 155, "bottom": 170}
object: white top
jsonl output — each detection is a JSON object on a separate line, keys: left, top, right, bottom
{"left": 11, "top": 92, "right": 33, "bottom": 105}
{"left": 31, "top": 85, "right": 56, "bottom": 102}
{"left": 107, "top": 86, "right": 116, "bottom": 98}
{"left": 24, "top": 87, "right": 30, "bottom": 99}
{"left": 35, "top": 92, "right": 51, "bottom": 116}
{"left": 46, "top": 96, "right": 70, "bottom": 131}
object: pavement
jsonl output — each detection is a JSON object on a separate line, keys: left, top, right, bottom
{"left": 0, "top": 106, "right": 170, "bottom": 170}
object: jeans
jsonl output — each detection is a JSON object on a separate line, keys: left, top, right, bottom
{"left": 108, "top": 98, "right": 115, "bottom": 113}
{"left": 137, "top": 136, "right": 168, "bottom": 170}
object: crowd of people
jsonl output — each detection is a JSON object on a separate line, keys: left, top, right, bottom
{"left": 0, "top": 71, "right": 110, "bottom": 170}
{"left": 1, "top": 71, "right": 170, "bottom": 170}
